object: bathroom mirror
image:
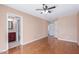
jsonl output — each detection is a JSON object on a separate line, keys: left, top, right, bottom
{"left": 8, "top": 21, "right": 13, "bottom": 30}
{"left": 8, "top": 16, "right": 14, "bottom": 30}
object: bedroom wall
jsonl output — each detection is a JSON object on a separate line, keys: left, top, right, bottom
{"left": 0, "top": 5, "right": 48, "bottom": 52}
{"left": 54, "top": 12, "right": 78, "bottom": 43}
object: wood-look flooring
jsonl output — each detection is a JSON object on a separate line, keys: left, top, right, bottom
{"left": 1, "top": 36, "right": 79, "bottom": 54}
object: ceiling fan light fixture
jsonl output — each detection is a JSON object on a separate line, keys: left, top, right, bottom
{"left": 41, "top": 10, "right": 48, "bottom": 14}
{"left": 36, "top": 4, "right": 56, "bottom": 14}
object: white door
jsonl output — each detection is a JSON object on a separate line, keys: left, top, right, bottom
{"left": 16, "top": 17, "right": 20, "bottom": 42}
{"left": 48, "top": 24, "right": 55, "bottom": 36}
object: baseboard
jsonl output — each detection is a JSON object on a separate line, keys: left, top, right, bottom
{"left": 58, "top": 38, "right": 77, "bottom": 43}
{"left": 54, "top": 36, "right": 77, "bottom": 43}
{"left": 0, "top": 48, "right": 8, "bottom": 53}
{"left": 21, "top": 36, "right": 48, "bottom": 45}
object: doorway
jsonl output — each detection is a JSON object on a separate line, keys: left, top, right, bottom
{"left": 7, "top": 13, "right": 23, "bottom": 49}
{"left": 48, "top": 23, "right": 55, "bottom": 36}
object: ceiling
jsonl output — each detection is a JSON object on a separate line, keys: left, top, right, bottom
{"left": 5, "top": 4, "right": 79, "bottom": 21}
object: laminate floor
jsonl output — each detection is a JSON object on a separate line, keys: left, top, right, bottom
{"left": 1, "top": 36, "right": 79, "bottom": 54}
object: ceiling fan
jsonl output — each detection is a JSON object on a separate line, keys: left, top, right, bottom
{"left": 36, "top": 4, "right": 56, "bottom": 14}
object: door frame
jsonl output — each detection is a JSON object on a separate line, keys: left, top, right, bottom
{"left": 6, "top": 13, "right": 23, "bottom": 50}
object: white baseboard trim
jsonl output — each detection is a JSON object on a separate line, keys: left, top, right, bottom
{"left": 0, "top": 48, "right": 8, "bottom": 53}
{"left": 54, "top": 36, "right": 77, "bottom": 43}
{"left": 58, "top": 38, "right": 77, "bottom": 43}
{"left": 21, "top": 36, "right": 48, "bottom": 45}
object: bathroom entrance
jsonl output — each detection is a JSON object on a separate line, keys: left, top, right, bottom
{"left": 7, "top": 13, "right": 22, "bottom": 49}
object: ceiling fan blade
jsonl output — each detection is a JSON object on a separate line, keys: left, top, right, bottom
{"left": 48, "top": 6, "right": 56, "bottom": 9}
{"left": 36, "top": 9, "right": 43, "bottom": 10}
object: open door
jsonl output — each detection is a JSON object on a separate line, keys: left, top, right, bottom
{"left": 7, "top": 13, "right": 23, "bottom": 49}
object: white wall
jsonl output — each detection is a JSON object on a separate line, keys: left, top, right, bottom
{"left": 54, "top": 13, "right": 77, "bottom": 43}
{"left": 0, "top": 5, "right": 48, "bottom": 53}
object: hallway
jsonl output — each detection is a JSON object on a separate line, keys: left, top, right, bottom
{"left": 2, "top": 36, "right": 79, "bottom": 54}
